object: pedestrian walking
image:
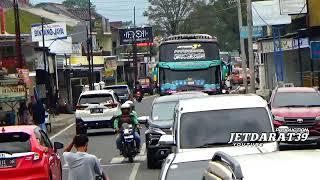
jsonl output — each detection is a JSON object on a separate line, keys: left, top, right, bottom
{"left": 63, "top": 135, "right": 109, "bottom": 180}
{"left": 18, "top": 102, "right": 29, "bottom": 125}
{"left": 31, "top": 96, "right": 47, "bottom": 132}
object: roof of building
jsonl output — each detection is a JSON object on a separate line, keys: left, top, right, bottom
{"left": 177, "top": 94, "right": 267, "bottom": 113}
{"left": 277, "top": 87, "right": 318, "bottom": 93}
{"left": 154, "top": 91, "right": 208, "bottom": 104}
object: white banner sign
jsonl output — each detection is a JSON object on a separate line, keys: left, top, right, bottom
{"left": 280, "top": 0, "right": 307, "bottom": 15}
{"left": 261, "top": 37, "right": 309, "bottom": 53}
{"left": 31, "top": 22, "right": 67, "bottom": 42}
{"left": 252, "top": 1, "right": 291, "bottom": 26}
{"left": 39, "top": 37, "right": 72, "bottom": 55}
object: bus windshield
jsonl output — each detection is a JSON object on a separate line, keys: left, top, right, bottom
{"left": 159, "top": 42, "right": 219, "bottom": 62}
{"left": 159, "top": 67, "right": 220, "bottom": 93}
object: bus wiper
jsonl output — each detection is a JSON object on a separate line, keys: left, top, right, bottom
{"left": 195, "top": 142, "right": 230, "bottom": 148}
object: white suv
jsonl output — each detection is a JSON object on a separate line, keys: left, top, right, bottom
{"left": 75, "top": 90, "right": 121, "bottom": 134}
{"left": 159, "top": 94, "right": 278, "bottom": 180}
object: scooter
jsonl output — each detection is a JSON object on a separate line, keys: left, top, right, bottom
{"left": 120, "top": 123, "right": 138, "bottom": 162}
{"left": 135, "top": 91, "right": 143, "bottom": 102}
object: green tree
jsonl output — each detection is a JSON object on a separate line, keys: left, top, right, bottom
{"left": 144, "top": 0, "right": 195, "bottom": 35}
{"left": 181, "top": 0, "right": 243, "bottom": 51}
{"left": 62, "top": 0, "right": 96, "bottom": 10}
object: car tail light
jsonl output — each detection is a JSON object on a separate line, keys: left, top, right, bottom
{"left": 76, "top": 105, "right": 88, "bottom": 110}
{"left": 105, "top": 103, "right": 118, "bottom": 108}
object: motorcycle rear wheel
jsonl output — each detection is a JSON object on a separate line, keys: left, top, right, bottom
{"left": 129, "top": 156, "right": 134, "bottom": 163}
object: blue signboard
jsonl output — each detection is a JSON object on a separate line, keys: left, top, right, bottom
{"left": 310, "top": 41, "right": 320, "bottom": 60}
{"left": 240, "top": 26, "right": 263, "bottom": 39}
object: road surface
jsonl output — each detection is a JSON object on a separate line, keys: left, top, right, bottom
{"left": 50, "top": 95, "right": 160, "bottom": 180}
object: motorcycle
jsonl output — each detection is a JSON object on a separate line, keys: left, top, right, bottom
{"left": 135, "top": 91, "right": 143, "bottom": 102}
{"left": 120, "top": 123, "right": 139, "bottom": 163}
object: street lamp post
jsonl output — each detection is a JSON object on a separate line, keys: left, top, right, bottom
{"left": 88, "top": 0, "right": 94, "bottom": 90}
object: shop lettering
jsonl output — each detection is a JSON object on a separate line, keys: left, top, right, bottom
{"left": 34, "top": 28, "right": 65, "bottom": 37}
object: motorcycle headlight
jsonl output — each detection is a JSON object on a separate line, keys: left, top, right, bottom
{"left": 150, "top": 127, "right": 166, "bottom": 135}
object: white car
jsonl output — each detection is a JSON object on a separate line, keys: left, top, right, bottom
{"left": 203, "top": 149, "right": 320, "bottom": 180}
{"left": 75, "top": 90, "right": 121, "bottom": 134}
{"left": 159, "top": 94, "right": 278, "bottom": 180}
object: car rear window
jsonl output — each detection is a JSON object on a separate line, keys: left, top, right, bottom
{"left": 0, "top": 132, "right": 31, "bottom": 153}
{"left": 79, "top": 94, "right": 114, "bottom": 104}
{"left": 105, "top": 86, "right": 129, "bottom": 96}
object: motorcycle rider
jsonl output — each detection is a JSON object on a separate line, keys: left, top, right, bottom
{"left": 125, "top": 100, "right": 138, "bottom": 118}
{"left": 114, "top": 103, "right": 141, "bottom": 154}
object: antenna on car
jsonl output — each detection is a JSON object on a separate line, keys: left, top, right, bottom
{"left": 1, "top": 127, "right": 5, "bottom": 133}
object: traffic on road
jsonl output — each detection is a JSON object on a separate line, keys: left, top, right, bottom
{"left": 1, "top": 0, "right": 320, "bottom": 178}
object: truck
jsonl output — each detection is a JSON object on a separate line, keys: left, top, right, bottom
{"left": 157, "top": 34, "right": 228, "bottom": 95}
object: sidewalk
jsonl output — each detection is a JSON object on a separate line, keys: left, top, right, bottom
{"left": 49, "top": 113, "right": 75, "bottom": 136}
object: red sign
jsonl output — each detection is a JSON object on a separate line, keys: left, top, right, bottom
{"left": 137, "top": 42, "right": 154, "bottom": 47}
{"left": 0, "top": 58, "right": 18, "bottom": 69}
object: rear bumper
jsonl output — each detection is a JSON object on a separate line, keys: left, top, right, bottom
{"left": 0, "top": 165, "right": 49, "bottom": 180}
{"left": 76, "top": 118, "right": 114, "bottom": 129}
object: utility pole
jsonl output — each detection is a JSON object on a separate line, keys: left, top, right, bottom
{"left": 247, "top": 0, "right": 255, "bottom": 93}
{"left": 237, "top": 0, "right": 248, "bottom": 93}
{"left": 133, "top": 6, "right": 138, "bottom": 86}
{"left": 41, "top": 17, "right": 47, "bottom": 72}
{"left": 13, "top": 0, "right": 23, "bottom": 68}
{"left": 86, "top": 24, "right": 93, "bottom": 90}
{"left": 88, "top": 0, "right": 94, "bottom": 89}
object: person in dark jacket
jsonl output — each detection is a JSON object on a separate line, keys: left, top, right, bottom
{"left": 31, "top": 97, "right": 47, "bottom": 132}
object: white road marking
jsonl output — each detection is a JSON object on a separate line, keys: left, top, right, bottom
{"left": 129, "top": 163, "right": 140, "bottom": 180}
{"left": 109, "top": 143, "right": 146, "bottom": 164}
{"left": 50, "top": 123, "right": 75, "bottom": 140}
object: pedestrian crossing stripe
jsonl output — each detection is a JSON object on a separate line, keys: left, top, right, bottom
{"left": 109, "top": 155, "right": 146, "bottom": 164}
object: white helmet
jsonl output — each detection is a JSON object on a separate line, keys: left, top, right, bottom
{"left": 125, "top": 100, "right": 134, "bottom": 106}
{"left": 121, "top": 103, "right": 131, "bottom": 109}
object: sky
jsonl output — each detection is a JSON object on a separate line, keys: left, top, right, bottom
{"left": 30, "top": 0, "right": 149, "bottom": 25}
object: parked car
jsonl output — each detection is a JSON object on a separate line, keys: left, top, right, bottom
{"left": 269, "top": 87, "right": 320, "bottom": 144}
{"left": 104, "top": 85, "right": 133, "bottom": 104}
{"left": 138, "top": 91, "right": 208, "bottom": 169}
{"left": 203, "top": 150, "right": 320, "bottom": 180}
{"left": 0, "top": 125, "right": 64, "bottom": 180}
{"left": 75, "top": 90, "right": 121, "bottom": 134}
{"left": 138, "top": 77, "right": 155, "bottom": 95}
{"left": 159, "top": 94, "right": 278, "bottom": 180}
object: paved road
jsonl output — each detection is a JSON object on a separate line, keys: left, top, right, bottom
{"left": 50, "top": 95, "right": 160, "bottom": 180}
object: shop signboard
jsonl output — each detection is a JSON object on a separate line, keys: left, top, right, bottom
{"left": 279, "top": 0, "right": 307, "bottom": 15}
{"left": 31, "top": 22, "right": 67, "bottom": 42}
{"left": 119, "top": 26, "right": 153, "bottom": 45}
{"left": 0, "top": 85, "right": 26, "bottom": 102}
{"left": 70, "top": 56, "right": 104, "bottom": 66}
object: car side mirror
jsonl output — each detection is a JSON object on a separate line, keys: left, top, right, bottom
{"left": 138, "top": 116, "right": 149, "bottom": 124}
{"left": 54, "top": 142, "right": 64, "bottom": 150}
{"left": 159, "top": 135, "right": 175, "bottom": 146}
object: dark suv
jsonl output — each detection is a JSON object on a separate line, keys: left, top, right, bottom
{"left": 139, "top": 91, "right": 208, "bottom": 169}
{"left": 104, "top": 85, "right": 132, "bottom": 103}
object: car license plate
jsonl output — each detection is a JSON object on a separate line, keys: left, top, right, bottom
{"left": 124, "top": 135, "right": 134, "bottom": 139}
{"left": 90, "top": 108, "right": 103, "bottom": 114}
{"left": 0, "top": 158, "right": 16, "bottom": 169}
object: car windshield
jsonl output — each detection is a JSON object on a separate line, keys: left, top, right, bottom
{"left": 152, "top": 102, "right": 177, "bottom": 121}
{"left": 0, "top": 132, "right": 31, "bottom": 153}
{"left": 180, "top": 107, "right": 272, "bottom": 149}
{"left": 273, "top": 92, "right": 320, "bottom": 107}
{"left": 138, "top": 79, "right": 150, "bottom": 85}
{"left": 105, "top": 87, "right": 129, "bottom": 96}
{"left": 79, "top": 94, "right": 114, "bottom": 104}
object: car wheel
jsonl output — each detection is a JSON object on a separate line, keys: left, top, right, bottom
{"left": 147, "top": 148, "right": 158, "bottom": 169}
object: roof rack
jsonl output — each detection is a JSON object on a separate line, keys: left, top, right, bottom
{"left": 163, "top": 34, "right": 217, "bottom": 41}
